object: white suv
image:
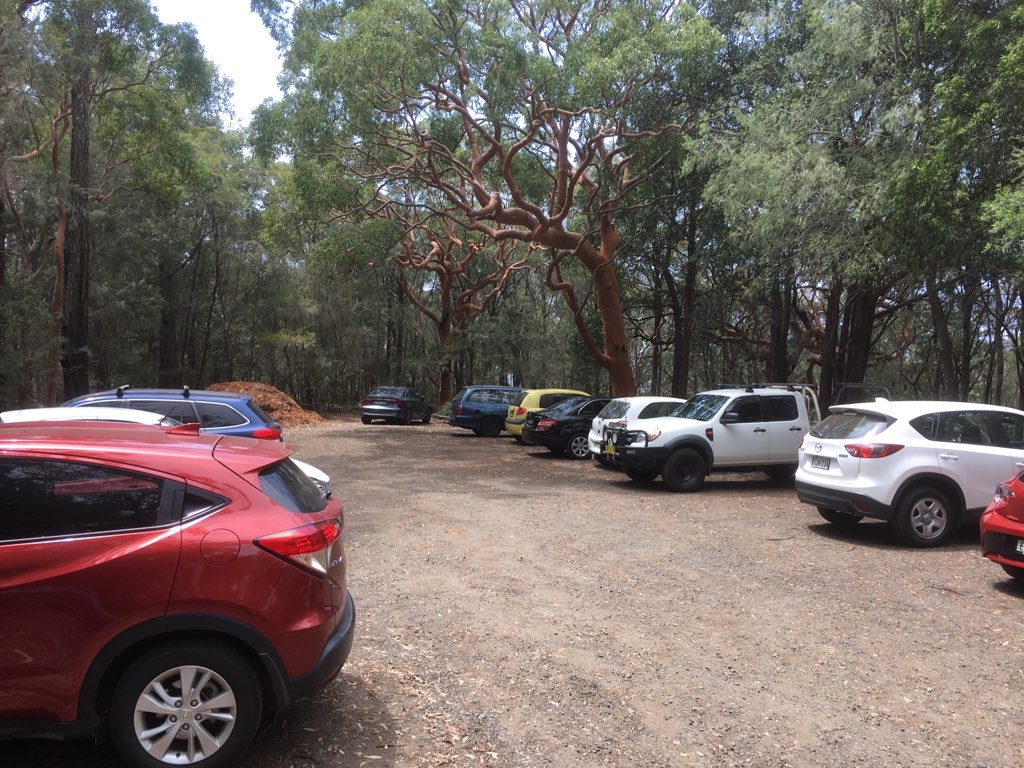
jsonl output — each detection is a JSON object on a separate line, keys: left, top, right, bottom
{"left": 588, "top": 396, "right": 686, "bottom": 462}
{"left": 795, "top": 400, "right": 1024, "bottom": 546}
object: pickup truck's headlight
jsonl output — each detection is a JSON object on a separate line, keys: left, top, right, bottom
{"left": 623, "top": 428, "right": 659, "bottom": 445}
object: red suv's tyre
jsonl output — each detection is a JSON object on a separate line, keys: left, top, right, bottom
{"left": 109, "top": 641, "right": 262, "bottom": 768}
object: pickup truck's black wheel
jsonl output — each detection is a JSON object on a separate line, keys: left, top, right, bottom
{"left": 566, "top": 433, "right": 590, "bottom": 459}
{"left": 892, "top": 485, "right": 954, "bottom": 547}
{"left": 626, "top": 468, "right": 658, "bottom": 483}
{"left": 479, "top": 417, "right": 503, "bottom": 437}
{"left": 662, "top": 449, "right": 706, "bottom": 492}
{"left": 817, "top": 507, "right": 863, "bottom": 526}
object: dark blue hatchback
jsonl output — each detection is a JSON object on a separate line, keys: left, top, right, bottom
{"left": 63, "top": 386, "right": 284, "bottom": 440}
{"left": 448, "top": 385, "right": 525, "bottom": 437}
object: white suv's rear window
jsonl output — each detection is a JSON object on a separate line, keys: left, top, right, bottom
{"left": 811, "top": 412, "right": 888, "bottom": 439}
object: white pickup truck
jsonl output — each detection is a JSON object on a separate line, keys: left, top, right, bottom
{"left": 601, "top": 385, "right": 821, "bottom": 492}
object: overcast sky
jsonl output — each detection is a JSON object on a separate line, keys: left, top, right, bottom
{"left": 150, "top": 0, "right": 283, "bottom": 126}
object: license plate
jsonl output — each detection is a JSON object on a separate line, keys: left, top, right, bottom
{"left": 811, "top": 456, "right": 830, "bottom": 470}
{"left": 1016, "top": 540, "right": 1024, "bottom": 556}
{"left": 603, "top": 441, "right": 616, "bottom": 456}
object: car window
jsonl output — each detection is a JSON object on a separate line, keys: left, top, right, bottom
{"left": 130, "top": 399, "right": 199, "bottom": 424}
{"left": 539, "top": 393, "right": 578, "bottom": 408}
{"left": 638, "top": 402, "right": 678, "bottom": 419}
{"left": 370, "top": 387, "right": 408, "bottom": 398}
{"left": 259, "top": 459, "right": 327, "bottom": 513}
{"left": 908, "top": 413, "right": 939, "bottom": 440}
{"left": 937, "top": 411, "right": 994, "bottom": 446}
{"left": 601, "top": 400, "right": 629, "bottom": 419}
{"left": 579, "top": 399, "right": 608, "bottom": 417}
{"left": 813, "top": 411, "right": 889, "bottom": 439}
{"left": 0, "top": 459, "right": 165, "bottom": 542}
{"left": 510, "top": 392, "right": 527, "bottom": 407}
{"left": 764, "top": 396, "right": 798, "bottom": 422}
{"left": 994, "top": 411, "right": 1024, "bottom": 449}
{"left": 723, "top": 396, "right": 763, "bottom": 423}
{"left": 196, "top": 402, "right": 247, "bottom": 428}
{"left": 246, "top": 399, "right": 275, "bottom": 424}
{"left": 545, "top": 396, "right": 586, "bottom": 413}
{"left": 672, "top": 394, "right": 727, "bottom": 421}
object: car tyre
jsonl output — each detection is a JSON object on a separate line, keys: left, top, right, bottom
{"left": 566, "top": 433, "right": 590, "bottom": 460}
{"left": 109, "top": 641, "right": 262, "bottom": 768}
{"left": 817, "top": 507, "right": 863, "bottom": 526}
{"left": 361, "top": 416, "right": 371, "bottom": 425}
{"left": 1000, "top": 563, "right": 1024, "bottom": 581}
{"left": 765, "top": 464, "right": 797, "bottom": 482}
{"left": 662, "top": 449, "right": 706, "bottom": 492}
{"left": 892, "top": 485, "right": 955, "bottom": 547}
{"left": 422, "top": 409, "right": 432, "bottom": 424}
{"left": 625, "top": 468, "right": 658, "bottom": 483}
{"left": 479, "top": 417, "right": 503, "bottom": 437}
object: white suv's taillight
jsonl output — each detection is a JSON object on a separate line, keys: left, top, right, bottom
{"left": 844, "top": 443, "right": 904, "bottom": 458}
{"left": 255, "top": 518, "right": 342, "bottom": 575}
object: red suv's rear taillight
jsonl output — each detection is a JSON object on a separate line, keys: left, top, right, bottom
{"left": 844, "top": 443, "right": 904, "bottom": 458}
{"left": 255, "top": 518, "right": 342, "bottom": 575}
{"left": 251, "top": 427, "right": 283, "bottom": 440}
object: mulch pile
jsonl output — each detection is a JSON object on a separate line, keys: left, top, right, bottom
{"left": 207, "top": 381, "right": 324, "bottom": 427}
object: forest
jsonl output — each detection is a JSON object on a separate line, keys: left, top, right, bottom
{"left": 1, "top": 0, "right": 1022, "bottom": 412}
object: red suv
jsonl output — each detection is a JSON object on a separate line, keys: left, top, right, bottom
{"left": 0, "top": 422, "right": 355, "bottom": 768}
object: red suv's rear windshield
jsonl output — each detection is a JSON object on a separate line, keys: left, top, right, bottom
{"left": 259, "top": 459, "right": 327, "bottom": 513}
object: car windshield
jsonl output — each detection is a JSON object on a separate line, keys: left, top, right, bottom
{"left": 669, "top": 394, "right": 728, "bottom": 421}
{"left": 258, "top": 459, "right": 328, "bottom": 513}
{"left": 544, "top": 396, "right": 586, "bottom": 414}
{"left": 810, "top": 411, "right": 889, "bottom": 439}
{"left": 599, "top": 400, "right": 630, "bottom": 419}
{"left": 370, "top": 387, "right": 407, "bottom": 398}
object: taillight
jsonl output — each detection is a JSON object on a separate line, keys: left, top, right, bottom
{"left": 845, "top": 444, "right": 904, "bottom": 458}
{"left": 516, "top": 407, "right": 527, "bottom": 417}
{"left": 255, "top": 518, "right": 342, "bottom": 575}
{"left": 536, "top": 417, "right": 556, "bottom": 431}
{"left": 455, "top": 404, "right": 463, "bottom": 415}
{"left": 251, "top": 426, "right": 283, "bottom": 440}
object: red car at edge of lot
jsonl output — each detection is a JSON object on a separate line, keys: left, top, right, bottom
{"left": 980, "top": 466, "right": 1024, "bottom": 581}
{"left": 0, "top": 421, "right": 355, "bottom": 768}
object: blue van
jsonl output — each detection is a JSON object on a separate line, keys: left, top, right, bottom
{"left": 448, "top": 385, "right": 525, "bottom": 437}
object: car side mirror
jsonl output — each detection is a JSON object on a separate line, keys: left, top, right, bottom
{"left": 719, "top": 412, "right": 739, "bottom": 425}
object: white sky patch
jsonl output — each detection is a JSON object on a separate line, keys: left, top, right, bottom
{"left": 151, "top": 0, "right": 283, "bottom": 127}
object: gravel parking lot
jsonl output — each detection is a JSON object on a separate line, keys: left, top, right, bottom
{"left": 4, "top": 416, "right": 1023, "bottom": 768}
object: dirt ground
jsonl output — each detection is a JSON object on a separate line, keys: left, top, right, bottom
{"left": 4, "top": 416, "right": 1024, "bottom": 768}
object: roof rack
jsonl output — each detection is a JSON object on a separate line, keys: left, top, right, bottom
{"left": 115, "top": 384, "right": 131, "bottom": 398}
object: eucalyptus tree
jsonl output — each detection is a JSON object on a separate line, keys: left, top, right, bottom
{"left": 709, "top": 0, "right": 928, "bottom": 405}
{"left": 254, "top": 0, "right": 724, "bottom": 397}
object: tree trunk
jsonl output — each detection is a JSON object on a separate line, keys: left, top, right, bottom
{"left": 925, "top": 274, "right": 957, "bottom": 399}
{"left": 61, "top": 13, "right": 93, "bottom": 399}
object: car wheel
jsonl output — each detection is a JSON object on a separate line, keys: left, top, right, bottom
{"left": 625, "top": 468, "right": 658, "bottom": 483}
{"left": 765, "top": 464, "right": 797, "bottom": 482}
{"left": 361, "top": 416, "right": 371, "bottom": 425}
{"left": 402, "top": 410, "right": 413, "bottom": 425}
{"left": 662, "top": 449, "right": 706, "bottom": 492}
{"left": 892, "top": 485, "right": 955, "bottom": 547}
{"left": 479, "top": 417, "right": 503, "bottom": 437}
{"left": 566, "top": 433, "right": 590, "bottom": 460}
{"left": 1000, "top": 563, "right": 1024, "bottom": 581}
{"left": 817, "top": 507, "right": 863, "bottom": 526}
{"left": 109, "top": 641, "right": 261, "bottom": 768}
{"left": 422, "top": 409, "right": 432, "bottom": 424}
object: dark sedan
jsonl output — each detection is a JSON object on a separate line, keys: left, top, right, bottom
{"left": 522, "top": 395, "right": 611, "bottom": 459}
{"left": 360, "top": 386, "right": 433, "bottom": 424}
